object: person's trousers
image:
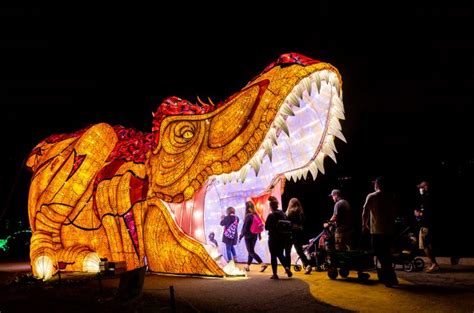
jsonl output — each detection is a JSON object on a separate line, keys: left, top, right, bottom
{"left": 372, "top": 234, "right": 397, "bottom": 284}
{"left": 268, "top": 239, "right": 288, "bottom": 275}
{"left": 245, "top": 236, "right": 263, "bottom": 265}
{"left": 225, "top": 244, "right": 236, "bottom": 261}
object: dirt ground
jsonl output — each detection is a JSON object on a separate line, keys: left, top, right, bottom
{"left": 1, "top": 261, "right": 474, "bottom": 313}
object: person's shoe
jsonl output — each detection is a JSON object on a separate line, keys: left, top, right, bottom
{"left": 285, "top": 267, "right": 293, "bottom": 278}
{"left": 425, "top": 264, "right": 440, "bottom": 273}
{"left": 243, "top": 265, "right": 250, "bottom": 272}
{"left": 259, "top": 264, "right": 268, "bottom": 272}
{"left": 304, "top": 265, "right": 312, "bottom": 275}
{"left": 270, "top": 274, "right": 279, "bottom": 279}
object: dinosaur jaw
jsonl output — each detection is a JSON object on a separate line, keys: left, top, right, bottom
{"left": 210, "top": 68, "right": 345, "bottom": 189}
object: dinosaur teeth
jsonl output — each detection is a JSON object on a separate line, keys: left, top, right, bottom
{"left": 239, "top": 165, "right": 249, "bottom": 183}
{"left": 263, "top": 140, "right": 273, "bottom": 162}
{"left": 324, "top": 135, "right": 337, "bottom": 153}
{"left": 315, "top": 153, "right": 326, "bottom": 174}
{"left": 275, "top": 116, "right": 290, "bottom": 137}
{"left": 250, "top": 158, "right": 261, "bottom": 176}
{"left": 322, "top": 145, "right": 337, "bottom": 164}
{"left": 287, "top": 94, "right": 300, "bottom": 107}
{"left": 302, "top": 77, "right": 311, "bottom": 95}
{"left": 268, "top": 128, "right": 278, "bottom": 146}
{"left": 329, "top": 127, "right": 347, "bottom": 143}
{"left": 309, "top": 161, "right": 318, "bottom": 180}
{"left": 332, "top": 93, "right": 345, "bottom": 113}
{"left": 280, "top": 102, "right": 295, "bottom": 116}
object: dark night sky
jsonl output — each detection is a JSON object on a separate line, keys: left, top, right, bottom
{"left": 1, "top": 3, "right": 473, "bottom": 255}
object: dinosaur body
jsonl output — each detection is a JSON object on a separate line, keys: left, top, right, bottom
{"left": 26, "top": 53, "right": 345, "bottom": 280}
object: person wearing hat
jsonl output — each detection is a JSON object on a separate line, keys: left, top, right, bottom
{"left": 415, "top": 180, "right": 440, "bottom": 273}
{"left": 324, "top": 189, "right": 354, "bottom": 251}
{"left": 362, "top": 176, "right": 399, "bottom": 287}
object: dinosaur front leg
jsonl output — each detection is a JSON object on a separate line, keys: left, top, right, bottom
{"left": 28, "top": 123, "right": 117, "bottom": 279}
{"left": 144, "top": 199, "right": 225, "bottom": 276}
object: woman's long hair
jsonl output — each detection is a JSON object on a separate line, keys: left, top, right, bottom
{"left": 286, "top": 198, "right": 304, "bottom": 219}
{"left": 245, "top": 201, "right": 256, "bottom": 215}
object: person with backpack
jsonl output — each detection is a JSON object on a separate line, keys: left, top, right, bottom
{"left": 220, "top": 206, "right": 239, "bottom": 262}
{"left": 265, "top": 196, "right": 293, "bottom": 279}
{"left": 239, "top": 201, "right": 268, "bottom": 272}
{"left": 285, "top": 198, "right": 312, "bottom": 274}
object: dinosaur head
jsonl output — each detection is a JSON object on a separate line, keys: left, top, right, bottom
{"left": 148, "top": 53, "right": 345, "bottom": 206}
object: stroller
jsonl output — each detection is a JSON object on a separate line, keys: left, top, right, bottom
{"left": 321, "top": 225, "right": 374, "bottom": 282}
{"left": 390, "top": 218, "right": 425, "bottom": 272}
{"left": 293, "top": 227, "right": 333, "bottom": 272}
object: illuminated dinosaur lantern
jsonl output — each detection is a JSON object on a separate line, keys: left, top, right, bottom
{"left": 26, "top": 53, "right": 346, "bottom": 280}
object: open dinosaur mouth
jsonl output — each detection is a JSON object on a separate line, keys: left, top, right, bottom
{"left": 162, "top": 68, "right": 344, "bottom": 270}
{"left": 211, "top": 69, "right": 345, "bottom": 187}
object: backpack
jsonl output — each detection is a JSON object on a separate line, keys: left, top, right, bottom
{"left": 223, "top": 218, "right": 238, "bottom": 239}
{"left": 250, "top": 214, "right": 264, "bottom": 234}
{"left": 276, "top": 219, "right": 292, "bottom": 238}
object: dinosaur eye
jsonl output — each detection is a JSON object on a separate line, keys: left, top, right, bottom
{"left": 183, "top": 130, "right": 194, "bottom": 139}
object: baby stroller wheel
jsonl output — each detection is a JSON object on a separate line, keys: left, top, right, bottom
{"left": 414, "top": 258, "right": 425, "bottom": 271}
{"left": 339, "top": 268, "right": 349, "bottom": 278}
{"left": 294, "top": 264, "right": 302, "bottom": 272}
{"left": 403, "top": 261, "right": 414, "bottom": 272}
{"left": 328, "top": 267, "right": 338, "bottom": 279}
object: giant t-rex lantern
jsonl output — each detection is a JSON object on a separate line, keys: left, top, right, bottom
{"left": 26, "top": 53, "right": 346, "bottom": 280}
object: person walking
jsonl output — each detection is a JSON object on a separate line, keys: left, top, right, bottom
{"left": 220, "top": 207, "right": 239, "bottom": 262}
{"left": 415, "top": 180, "right": 440, "bottom": 273}
{"left": 265, "top": 196, "right": 292, "bottom": 279}
{"left": 325, "top": 189, "right": 354, "bottom": 251}
{"left": 239, "top": 201, "right": 268, "bottom": 272}
{"left": 362, "top": 176, "right": 399, "bottom": 287}
{"left": 285, "top": 198, "right": 312, "bottom": 274}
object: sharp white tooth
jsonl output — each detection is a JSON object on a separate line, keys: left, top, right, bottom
{"left": 268, "top": 128, "right": 278, "bottom": 145}
{"left": 263, "top": 140, "right": 273, "bottom": 161}
{"left": 309, "top": 162, "right": 318, "bottom": 180}
{"left": 295, "top": 84, "right": 304, "bottom": 99}
{"left": 303, "top": 77, "right": 311, "bottom": 94}
{"left": 325, "top": 136, "right": 337, "bottom": 153}
{"left": 329, "top": 128, "right": 347, "bottom": 143}
{"left": 330, "top": 117, "right": 342, "bottom": 131}
{"left": 287, "top": 93, "right": 300, "bottom": 107}
{"left": 275, "top": 116, "right": 290, "bottom": 137}
{"left": 302, "top": 168, "right": 309, "bottom": 180}
{"left": 231, "top": 172, "right": 239, "bottom": 182}
{"left": 239, "top": 165, "right": 248, "bottom": 183}
{"left": 329, "top": 73, "right": 340, "bottom": 95}
{"left": 320, "top": 70, "right": 329, "bottom": 82}
{"left": 250, "top": 159, "right": 261, "bottom": 176}
{"left": 284, "top": 172, "right": 292, "bottom": 181}
{"left": 291, "top": 171, "right": 298, "bottom": 182}
{"left": 315, "top": 154, "right": 326, "bottom": 174}
{"left": 310, "top": 81, "right": 319, "bottom": 97}
{"left": 295, "top": 169, "right": 302, "bottom": 180}
{"left": 281, "top": 102, "right": 295, "bottom": 116}
{"left": 332, "top": 94, "right": 345, "bottom": 113}
{"left": 323, "top": 145, "right": 337, "bottom": 163}
{"left": 331, "top": 106, "right": 345, "bottom": 120}
{"left": 314, "top": 72, "right": 322, "bottom": 94}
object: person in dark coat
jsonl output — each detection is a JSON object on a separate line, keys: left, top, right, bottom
{"left": 265, "top": 196, "right": 292, "bottom": 279}
{"left": 220, "top": 206, "right": 239, "bottom": 262}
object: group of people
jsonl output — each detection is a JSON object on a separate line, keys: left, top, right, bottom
{"left": 219, "top": 196, "right": 312, "bottom": 279}
{"left": 217, "top": 176, "right": 439, "bottom": 285}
